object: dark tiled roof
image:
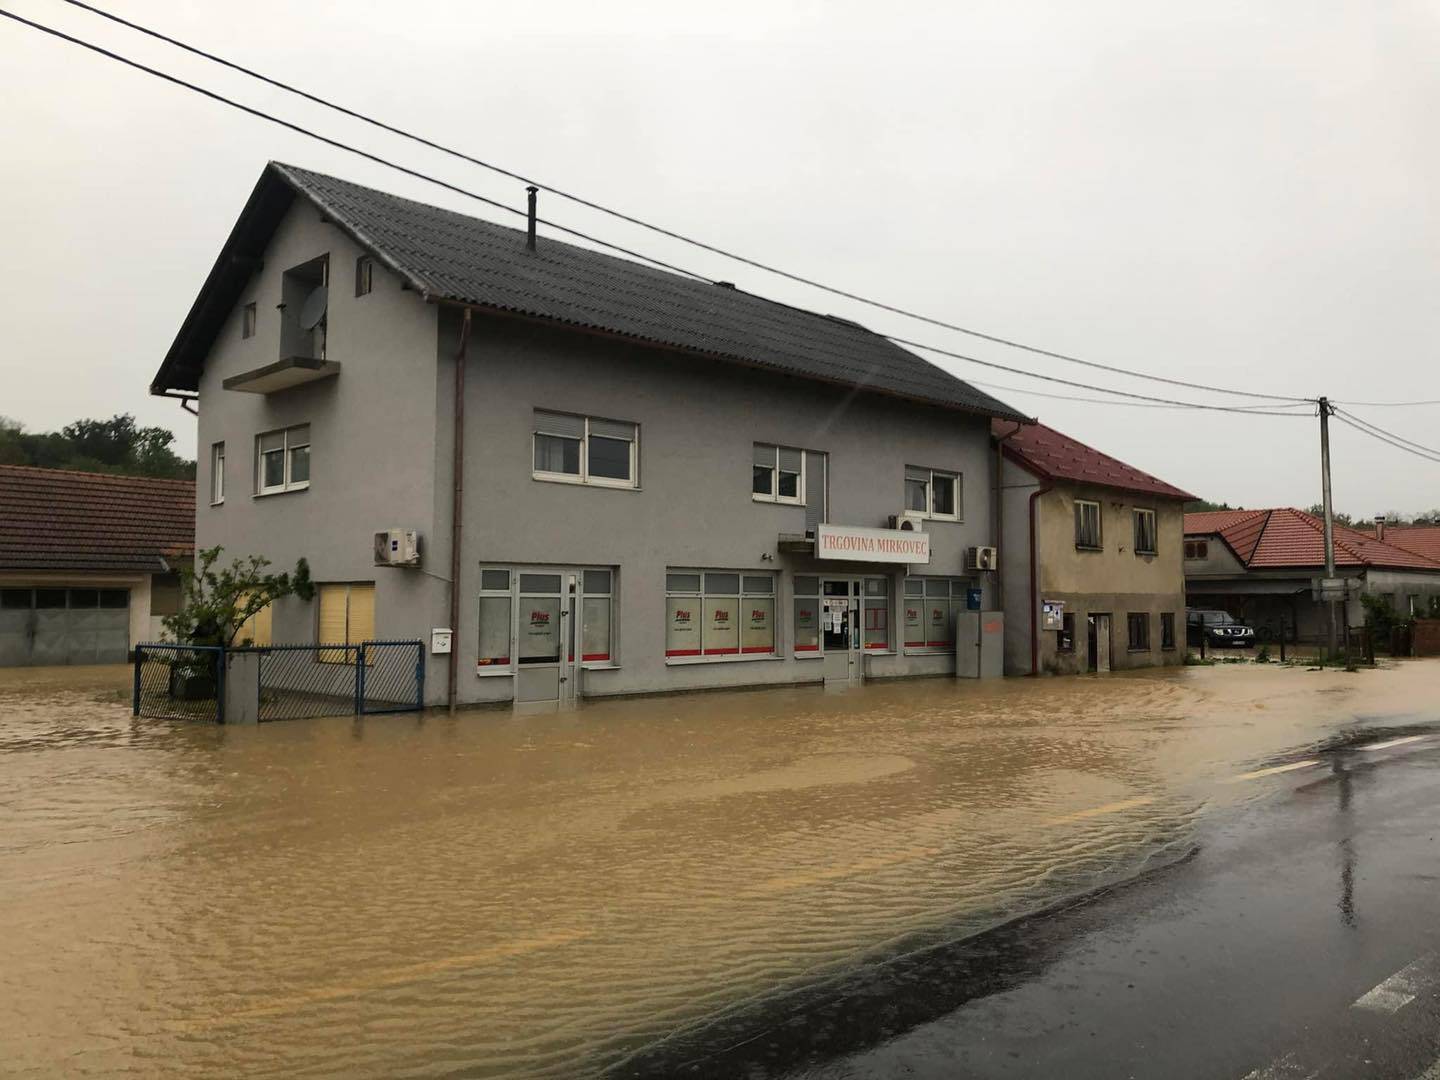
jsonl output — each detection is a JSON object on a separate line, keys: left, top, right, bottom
{"left": 1184, "top": 508, "right": 1440, "bottom": 572}
{"left": 994, "top": 419, "right": 1194, "bottom": 501}
{"left": 153, "top": 163, "right": 1028, "bottom": 422}
{"left": 0, "top": 465, "right": 195, "bottom": 574}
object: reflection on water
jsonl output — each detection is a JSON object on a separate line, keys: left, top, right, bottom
{"left": 0, "top": 661, "right": 1432, "bottom": 1077}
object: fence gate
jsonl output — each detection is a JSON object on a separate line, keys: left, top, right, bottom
{"left": 133, "top": 644, "right": 226, "bottom": 723}
{"left": 357, "top": 640, "right": 426, "bottom": 715}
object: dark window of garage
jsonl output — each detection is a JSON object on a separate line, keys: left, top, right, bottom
{"left": 69, "top": 589, "right": 99, "bottom": 609}
{"left": 35, "top": 590, "right": 66, "bottom": 609}
{"left": 99, "top": 590, "right": 129, "bottom": 609}
{"left": 1, "top": 589, "right": 32, "bottom": 609}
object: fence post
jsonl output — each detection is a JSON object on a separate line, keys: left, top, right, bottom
{"left": 216, "top": 645, "right": 227, "bottom": 724}
{"left": 355, "top": 642, "right": 366, "bottom": 716}
{"left": 415, "top": 642, "right": 425, "bottom": 713}
{"left": 133, "top": 645, "right": 143, "bottom": 716}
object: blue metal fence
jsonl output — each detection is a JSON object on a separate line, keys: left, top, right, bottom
{"left": 133, "top": 639, "right": 424, "bottom": 722}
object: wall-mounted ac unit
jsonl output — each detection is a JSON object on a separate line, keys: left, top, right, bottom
{"left": 374, "top": 529, "right": 421, "bottom": 567}
{"left": 888, "top": 511, "right": 927, "bottom": 532}
{"left": 968, "top": 546, "right": 998, "bottom": 571}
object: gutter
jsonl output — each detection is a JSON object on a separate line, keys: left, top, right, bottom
{"left": 447, "top": 307, "right": 473, "bottom": 713}
{"left": 1028, "top": 478, "right": 1054, "bottom": 676}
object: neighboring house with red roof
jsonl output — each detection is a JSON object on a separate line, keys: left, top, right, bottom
{"left": 1183, "top": 508, "right": 1440, "bottom": 643}
{"left": 996, "top": 420, "right": 1194, "bottom": 675}
{"left": 0, "top": 465, "right": 195, "bottom": 666}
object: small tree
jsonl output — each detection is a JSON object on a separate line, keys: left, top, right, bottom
{"left": 163, "top": 546, "right": 314, "bottom": 648}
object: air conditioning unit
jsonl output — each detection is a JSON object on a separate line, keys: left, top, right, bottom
{"left": 967, "top": 546, "right": 998, "bottom": 571}
{"left": 374, "top": 528, "right": 421, "bottom": 567}
{"left": 888, "top": 511, "right": 927, "bottom": 532}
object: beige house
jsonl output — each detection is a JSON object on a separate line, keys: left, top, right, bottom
{"left": 996, "top": 421, "right": 1193, "bottom": 675}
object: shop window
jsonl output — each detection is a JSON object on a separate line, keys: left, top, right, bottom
{"left": 533, "top": 410, "right": 638, "bottom": 488}
{"left": 752, "top": 444, "right": 804, "bottom": 504}
{"left": 1057, "top": 613, "right": 1076, "bottom": 652}
{"left": 317, "top": 582, "right": 374, "bottom": 663}
{"left": 1184, "top": 540, "right": 1208, "bottom": 560}
{"left": 666, "top": 569, "right": 775, "bottom": 661}
{"left": 1075, "top": 499, "right": 1102, "bottom": 550}
{"left": 1134, "top": 509, "right": 1157, "bottom": 555}
{"left": 256, "top": 424, "right": 310, "bottom": 495}
{"left": 794, "top": 576, "right": 820, "bottom": 655}
{"left": 477, "top": 568, "right": 513, "bottom": 669}
{"left": 901, "top": 577, "right": 972, "bottom": 651}
{"left": 904, "top": 466, "right": 961, "bottom": 520}
{"left": 863, "top": 576, "right": 891, "bottom": 651}
{"left": 582, "top": 569, "right": 613, "bottom": 663}
{"left": 1161, "top": 612, "right": 1176, "bottom": 650}
{"left": 1127, "top": 612, "right": 1150, "bottom": 651}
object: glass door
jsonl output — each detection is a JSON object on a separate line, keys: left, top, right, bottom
{"left": 514, "top": 571, "right": 578, "bottom": 709}
{"left": 821, "top": 579, "right": 862, "bottom": 685}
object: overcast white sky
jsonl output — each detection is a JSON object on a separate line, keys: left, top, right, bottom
{"left": 4, "top": 0, "right": 1438, "bottom": 517}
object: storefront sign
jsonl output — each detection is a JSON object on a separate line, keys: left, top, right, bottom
{"left": 815, "top": 524, "right": 931, "bottom": 564}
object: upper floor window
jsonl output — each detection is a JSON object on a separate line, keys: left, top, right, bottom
{"left": 241, "top": 302, "right": 257, "bottom": 339}
{"left": 1133, "top": 509, "right": 1157, "bottom": 555}
{"left": 532, "top": 410, "right": 638, "bottom": 488}
{"left": 1075, "top": 499, "right": 1102, "bottom": 550}
{"left": 355, "top": 256, "right": 373, "bottom": 297}
{"left": 210, "top": 442, "right": 225, "bottom": 505}
{"left": 256, "top": 424, "right": 310, "bottom": 495}
{"left": 905, "top": 466, "right": 960, "bottom": 520}
{"left": 1184, "top": 540, "right": 1208, "bottom": 560}
{"left": 753, "top": 444, "right": 804, "bottom": 504}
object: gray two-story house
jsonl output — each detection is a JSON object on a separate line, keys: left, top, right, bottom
{"left": 151, "top": 162, "right": 1028, "bottom": 708}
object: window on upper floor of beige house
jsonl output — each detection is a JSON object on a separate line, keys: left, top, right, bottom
{"left": 1074, "top": 499, "right": 1102, "bottom": 550}
{"left": 1133, "top": 509, "right": 1157, "bottom": 555}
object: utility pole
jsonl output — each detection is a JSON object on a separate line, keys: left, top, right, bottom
{"left": 1319, "top": 397, "right": 1337, "bottom": 662}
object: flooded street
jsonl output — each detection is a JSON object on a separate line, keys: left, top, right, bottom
{"left": 3, "top": 662, "right": 1438, "bottom": 1078}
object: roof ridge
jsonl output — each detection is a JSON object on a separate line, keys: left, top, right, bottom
{"left": 0, "top": 463, "right": 195, "bottom": 487}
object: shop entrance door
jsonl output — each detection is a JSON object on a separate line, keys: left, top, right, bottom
{"left": 822, "top": 579, "right": 862, "bottom": 686}
{"left": 514, "top": 571, "right": 579, "bottom": 711}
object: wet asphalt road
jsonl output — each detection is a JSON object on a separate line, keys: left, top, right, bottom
{"left": 618, "top": 728, "right": 1440, "bottom": 1080}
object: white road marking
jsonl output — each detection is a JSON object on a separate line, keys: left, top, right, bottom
{"left": 1354, "top": 954, "right": 1439, "bottom": 1014}
{"left": 1230, "top": 760, "right": 1321, "bottom": 782}
{"left": 1358, "top": 735, "right": 1430, "bottom": 751}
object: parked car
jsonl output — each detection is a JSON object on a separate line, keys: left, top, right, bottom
{"left": 1187, "top": 609, "right": 1256, "bottom": 648}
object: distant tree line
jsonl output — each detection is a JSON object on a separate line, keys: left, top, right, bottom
{"left": 0, "top": 414, "right": 194, "bottom": 480}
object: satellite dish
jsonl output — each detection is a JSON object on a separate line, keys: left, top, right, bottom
{"left": 299, "top": 285, "right": 328, "bottom": 330}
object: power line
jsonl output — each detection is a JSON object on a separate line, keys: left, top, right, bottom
{"left": 0, "top": 8, "right": 713, "bottom": 285}
{"left": 6, "top": 7, "right": 1323, "bottom": 421}
{"left": 1331, "top": 413, "right": 1440, "bottom": 464}
{"left": 966, "top": 377, "right": 1315, "bottom": 412}
{"left": 1333, "top": 407, "right": 1440, "bottom": 459}
{"left": 51, "top": 0, "right": 1315, "bottom": 407}
{"left": 1332, "top": 398, "right": 1440, "bottom": 408}
{"left": 887, "top": 336, "right": 1316, "bottom": 415}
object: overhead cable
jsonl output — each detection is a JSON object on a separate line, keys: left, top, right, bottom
{"left": 1331, "top": 414, "right": 1440, "bottom": 464}
{"left": 51, "top": 0, "right": 1315, "bottom": 407}
{"left": 1334, "top": 408, "right": 1440, "bottom": 459}
{"left": 0, "top": 8, "right": 712, "bottom": 284}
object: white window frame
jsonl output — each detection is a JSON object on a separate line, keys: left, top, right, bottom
{"left": 1133, "top": 508, "right": 1158, "bottom": 555}
{"left": 665, "top": 569, "right": 778, "bottom": 664}
{"left": 1075, "top": 499, "right": 1102, "bottom": 550}
{"left": 255, "top": 424, "right": 311, "bottom": 496}
{"left": 210, "top": 441, "right": 225, "bottom": 505}
{"left": 905, "top": 466, "right": 962, "bottom": 521}
{"left": 532, "top": 411, "right": 638, "bottom": 489}
{"left": 752, "top": 444, "right": 806, "bottom": 505}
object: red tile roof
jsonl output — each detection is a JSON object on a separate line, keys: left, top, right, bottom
{"left": 1382, "top": 525, "right": 1440, "bottom": 563}
{"left": 0, "top": 465, "right": 195, "bottom": 574}
{"left": 1184, "top": 507, "right": 1440, "bottom": 572}
{"left": 994, "top": 420, "right": 1194, "bottom": 501}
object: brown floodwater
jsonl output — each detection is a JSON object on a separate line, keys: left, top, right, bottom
{"left": 2, "top": 660, "right": 1437, "bottom": 1077}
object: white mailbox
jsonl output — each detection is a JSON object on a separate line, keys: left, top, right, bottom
{"left": 430, "top": 628, "right": 453, "bottom": 655}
